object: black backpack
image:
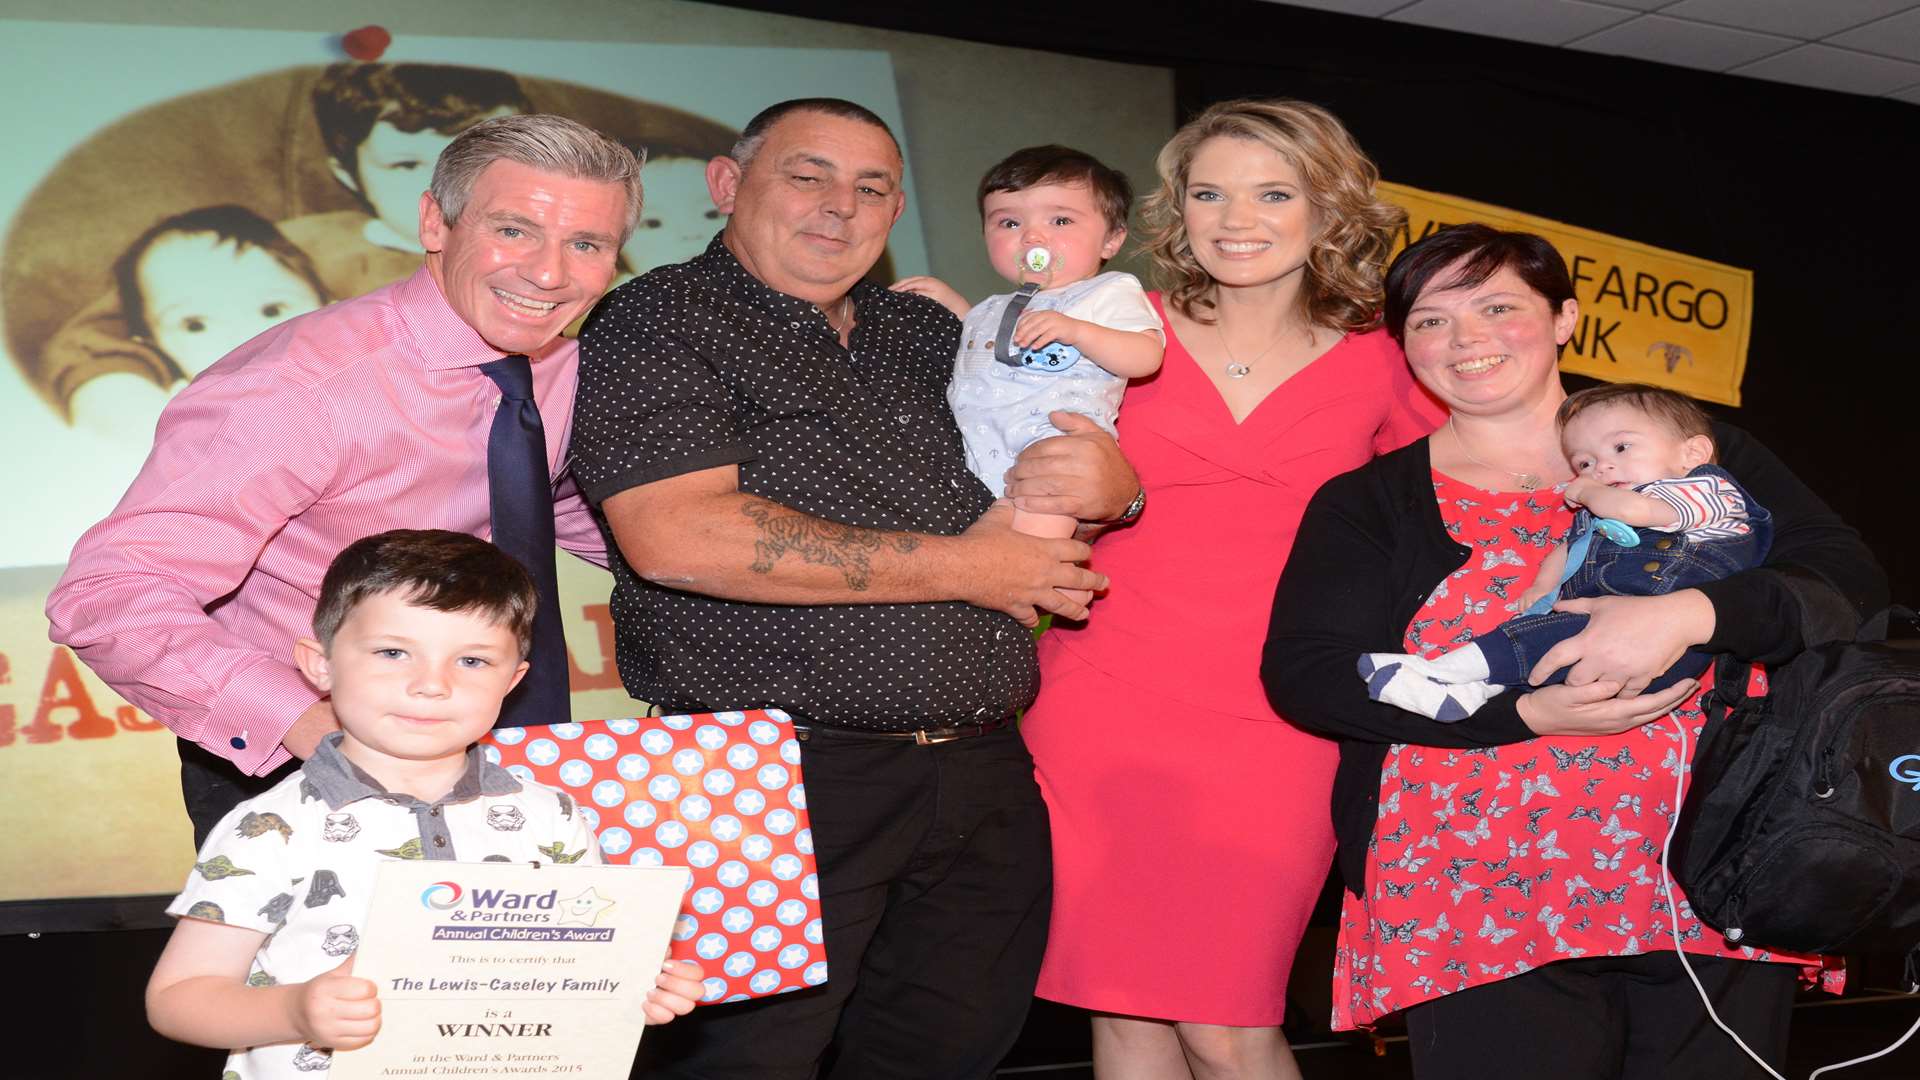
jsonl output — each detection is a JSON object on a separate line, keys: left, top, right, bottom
{"left": 1672, "top": 621, "right": 1920, "bottom": 970}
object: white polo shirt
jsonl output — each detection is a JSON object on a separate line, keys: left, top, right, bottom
{"left": 166, "top": 733, "right": 600, "bottom": 1079}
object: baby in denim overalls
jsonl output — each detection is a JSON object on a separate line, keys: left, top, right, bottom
{"left": 1361, "top": 383, "right": 1771, "bottom": 722}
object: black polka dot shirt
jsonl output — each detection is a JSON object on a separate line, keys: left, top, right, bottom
{"left": 572, "top": 237, "right": 1038, "bottom": 730}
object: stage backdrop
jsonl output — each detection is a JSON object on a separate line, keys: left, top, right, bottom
{"left": 0, "top": 21, "right": 923, "bottom": 905}
{"left": 0, "top": 6, "right": 1176, "bottom": 921}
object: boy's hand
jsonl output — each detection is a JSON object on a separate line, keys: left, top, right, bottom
{"left": 1012, "top": 310, "right": 1085, "bottom": 350}
{"left": 1517, "top": 583, "right": 1555, "bottom": 612}
{"left": 890, "top": 276, "right": 969, "bottom": 318}
{"left": 643, "top": 959, "right": 706, "bottom": 1024}
{"left": 287, "top": 956, "right": 381, "bottom": 1050}
{"left": 1563, "top": 477, "right": 1603, "bottom": 508}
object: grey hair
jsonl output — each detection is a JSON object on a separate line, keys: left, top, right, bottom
{"left": 728, "top": 98, "right": 899, "bottom": 171}
{"left": 429, "top": 113, "right": 645, "bottom": 241}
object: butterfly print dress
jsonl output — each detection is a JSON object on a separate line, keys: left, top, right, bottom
{"left": 1328, "top": 472, "right": 1837, "bottom": 1030}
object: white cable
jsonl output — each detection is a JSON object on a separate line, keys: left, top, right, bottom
{"left": 1658, "top": 713, "right": 1920, "bottom": 1080}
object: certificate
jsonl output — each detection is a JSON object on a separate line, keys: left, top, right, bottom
{"left": 329, "top": 860, "right": 690, "bottom": 1079}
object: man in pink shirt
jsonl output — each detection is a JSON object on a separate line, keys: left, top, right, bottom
{"left": 47, "top": 114, "right": 639, "bottom": 844}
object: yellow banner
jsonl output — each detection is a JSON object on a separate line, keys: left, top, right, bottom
{"left": 1379, "top": 182, "right": 1753, "bottom": 406}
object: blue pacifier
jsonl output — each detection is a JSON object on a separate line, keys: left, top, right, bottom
{"left": 1592, "top": 518, "right": 1642, "bottom": 547}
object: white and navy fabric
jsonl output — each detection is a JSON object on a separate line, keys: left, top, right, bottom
{"left": 571, "top": 236, "right": 1038, "bottom": 731}
{"left": 1635, "top": 466, "right": 1758, "bottom": 540}
{"left": 165, "top": 733, "right": 597, "bottom": 1079}
{"left": 947, "top": 271, "right": 1160, "bottom": 496}
{"left": 1478, "top": 464, "right": 1772, "bottom": 690}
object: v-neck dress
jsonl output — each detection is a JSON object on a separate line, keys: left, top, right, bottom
{"left": 1022, "top": 293, "right": 1442, "bottom": 1024}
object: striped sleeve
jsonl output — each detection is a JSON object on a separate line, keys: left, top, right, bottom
{"left": 1639, "top": 474, "right": 1748, "bottom": 535}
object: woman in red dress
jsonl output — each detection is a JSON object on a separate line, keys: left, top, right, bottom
{"left": 1018, "top": 99, "right": 1440, "bottom": 1079}
{"left": 1262, "top": 225, "right": 1883, "bottom": 1079}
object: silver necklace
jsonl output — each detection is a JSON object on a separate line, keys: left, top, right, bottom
{"left": 1449, "top": 416, "right": 1546, "bottom": 492}
{"left": 825, "top": 294, "right": 853, "bottom": 337}
{"left": 1214, "top": 320, "right": 1284, "bottom": 379}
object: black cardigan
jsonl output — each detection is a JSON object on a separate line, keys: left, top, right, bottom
{"left": 1261, "top": 421, "right": 1888, "bottom": 896}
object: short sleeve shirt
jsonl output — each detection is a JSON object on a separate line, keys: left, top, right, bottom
{"left": 949, "top": 271, "right": 1160, "bottom": 495}
{"left": 570, "top": 237, "right": 1039, "bottom": 729}
{"left": 166, "top": 735, "right": 599, "bottom": 1079}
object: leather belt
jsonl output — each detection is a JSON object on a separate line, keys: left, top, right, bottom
{"left": 793, "top": 715, "right": 1013, "bottom": 746}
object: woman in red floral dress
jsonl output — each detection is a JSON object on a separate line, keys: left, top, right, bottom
{"left": 1263, "top": 225, "right": 1884, "bottom": 1079}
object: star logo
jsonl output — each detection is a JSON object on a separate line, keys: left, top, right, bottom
{"left": 554, "top": 886, "right": 616, "bottom": 927}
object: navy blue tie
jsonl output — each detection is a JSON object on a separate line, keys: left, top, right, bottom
{"left": 479, "top": 355, "right": 569, "bottom": 729}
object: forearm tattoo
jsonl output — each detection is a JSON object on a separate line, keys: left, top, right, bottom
{"left": 741, "top": 500, "right": 921, "bottom": 590}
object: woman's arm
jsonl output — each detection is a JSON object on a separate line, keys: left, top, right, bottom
{"left": 1697, "top": 421, "right": 1888, "bottom": 656}
{"left": 1262, "top": 470, "right": 1534, "bottom": 749}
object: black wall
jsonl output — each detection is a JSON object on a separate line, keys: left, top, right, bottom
{"left": 719, "top": 0, "right": 1920, "bottom": 602}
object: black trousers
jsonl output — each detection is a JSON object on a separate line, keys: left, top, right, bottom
{"left": 632, "top": 724, "right": 1053, "bottom": 1080}
{"left": 1403, "top": 952, "right": 1797, "bottom": 1080}
{"left": 178, "top": 738, "right": 299, "bottom": 849}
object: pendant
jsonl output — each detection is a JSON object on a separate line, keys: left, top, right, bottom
{"left": 1516, "top": 473, "right": 1543, "bottom": 492}
{"left": 1225, "top": 362, "right": 1251, "bottom": 379}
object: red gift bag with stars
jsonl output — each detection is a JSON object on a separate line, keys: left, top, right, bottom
{"left": 481, "top": 709, "right": 827, "bottom": 1002}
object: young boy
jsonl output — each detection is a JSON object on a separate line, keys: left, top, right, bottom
{"left": 145, "top": 530, "right": 702, "bottom": 1076}
{"left": 310, "top": 62, "right": 532, "bottom": 261}
{"left": 1361, "top": 383, "right": 1773, "bottom": 721}
{"left": 65, "top": 205, "right": 332, "bottom": 437}
{"left": 618, "top": 143, "right": 725, "bottom": 281}
{"left": 116, "top": 205, "right": 332, "bottom": 383}
{"left": 893, "top": 145, "right": 1164, "bottom": 572}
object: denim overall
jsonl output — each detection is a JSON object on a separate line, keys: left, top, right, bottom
{"left": 1478, "top": 464, "right": 1773, "bottom": 691}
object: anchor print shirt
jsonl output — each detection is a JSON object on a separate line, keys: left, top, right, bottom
{"left": 1327, "top": 473, "right": 1838, "bottom": 1031}
{"left": 166, "top": 733, "right": 597, "bottom": 1078}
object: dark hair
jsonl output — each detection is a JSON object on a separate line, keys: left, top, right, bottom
{"left": 312, "top": 62, "right": 532, "bottom": 187}
{"left": 1384, "top": 224, "right": 1575, "bottom": 344}
{"left": 731, "top": 98, "right": 899, "bottom": 168}
{"left": 976, "top": 145, "right": 1133, "bottom": 238}
{"left": 113, "top": 204, "right": 329, "bottom": 344}
{"left": 313, "top": 530, "right": 538, "bottom": 659}
{"left": 1556, "top": 382, "right": 1718, "bottom": 463}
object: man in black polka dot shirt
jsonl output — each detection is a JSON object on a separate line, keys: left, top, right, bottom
{"left": 573, "top": 99, "right": 1142, "bottom": 1080}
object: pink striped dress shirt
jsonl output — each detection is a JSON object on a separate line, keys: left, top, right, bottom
{"left": 46, "top": 268, "right": 604, "bottom": 776}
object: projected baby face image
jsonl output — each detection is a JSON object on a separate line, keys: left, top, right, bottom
{"left": 134, "top": 232, "right": 327, "bottom": 376}
{"left": 348, "top": 110, "right": 518, "bottom": 249}
{"left": 620, "top": 157, "right": 723, "bottom": 276}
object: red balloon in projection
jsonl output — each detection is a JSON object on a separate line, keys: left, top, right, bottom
{"left": 342, "top": 26, "right": 392, "bottom": 61}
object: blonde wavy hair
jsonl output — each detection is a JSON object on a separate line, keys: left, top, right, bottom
{"left": 1142, "top": 98, "right": 1404, "bottom": 332}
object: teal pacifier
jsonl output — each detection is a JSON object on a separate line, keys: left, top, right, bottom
{"left": 1593, "top": 518, "right": 1642, "bottom": 547}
